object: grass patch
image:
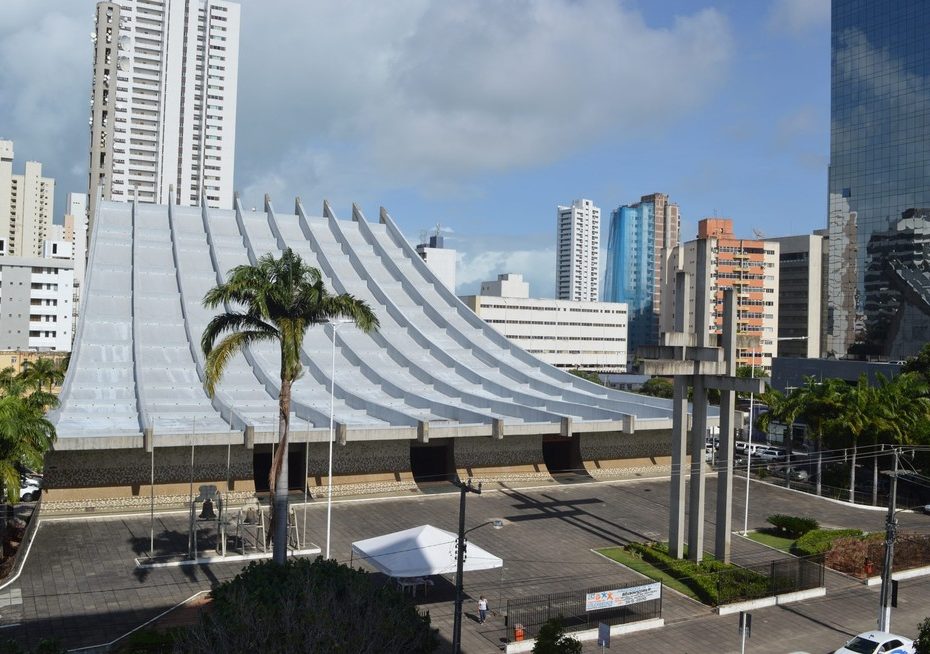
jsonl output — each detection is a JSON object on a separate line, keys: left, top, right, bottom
{"left": 597, "top": 547, "right": 701, "bottom": 601}
{"left": 746, "top": 529, "right": 796, "bottom": 553}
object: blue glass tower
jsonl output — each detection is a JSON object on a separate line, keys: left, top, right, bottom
{"left": 604, "top": 194, "right": 679, "bottom": 360}
{"left": 827, "top": 0, "right": 930, "bottom": 358}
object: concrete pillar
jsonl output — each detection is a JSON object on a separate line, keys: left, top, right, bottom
{"left": 715, "top": 289, "right": 738, "bottom": 563}
{"left": 669, "top": 271, "right": 691, "bottom": 559}
{"left": 687, "top": 376, "right": 707, "bottom": 562}
{"left": 669, "top": 376, "right": 689, "bottom": 558}
{"left": 687, "top": 245, "right": 711, "bottom": 562}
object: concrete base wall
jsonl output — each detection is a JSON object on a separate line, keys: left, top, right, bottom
{"left": 454, "top": 434, "right": 551, "bottom": 483}
{"left": 580, "top": 430, "right": 678, "bottom": 478}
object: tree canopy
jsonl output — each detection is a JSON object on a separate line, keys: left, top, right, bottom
{"left": 177, "top": 558, "right": 438, "bottom": 654}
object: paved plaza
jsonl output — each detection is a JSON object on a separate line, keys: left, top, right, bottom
{"left": 2, "top": 475, "right": 930, "bottom": 653}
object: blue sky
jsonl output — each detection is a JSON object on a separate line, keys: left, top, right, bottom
{"left": 0, "top": 0, "right": 830, "bottom": 297}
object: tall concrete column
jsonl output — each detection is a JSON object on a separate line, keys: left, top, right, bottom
{"left": 687, "top": 377, "right": 707, "bottom": 562}
{"left": 669, "top": 376, "right": 689, "bottom": 558}
{"left": 687, "top": 243, "right": 711, "bottom": 563}
{"left": 669, "top": 271, "right": 691, "bottom": 559}
{"left": 714, "top": 290, "right": 738, "bottom": 563}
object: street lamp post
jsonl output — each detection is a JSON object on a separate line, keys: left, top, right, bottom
{"left": 742, "top": 357, "right": 755, "bottom": 535}
{"left": 452, "top": 477, "right": 483, "bottom": 654}
{"left": 325, "top": 319, "right": 352, "bottom": 560}
{"left": 878, "top": 449, "right": 899, "bottom": 632}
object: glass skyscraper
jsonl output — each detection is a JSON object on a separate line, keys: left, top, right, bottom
{"left": 827, "top": 0, "right": 930, "bottom": 358}
{"left": 604, "top": 194, "right": 679, "bottom": 361}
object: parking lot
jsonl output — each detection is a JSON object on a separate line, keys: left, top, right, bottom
{"left": 3, "top": 474, "right": 930, "bottom": 652}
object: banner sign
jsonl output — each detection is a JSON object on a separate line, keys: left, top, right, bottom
{"left": 585, "top": 582, "right": 661, "bottom": 611}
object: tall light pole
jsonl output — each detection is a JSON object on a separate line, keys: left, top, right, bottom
{"left": 742, "top": 355, "right": 755, "bottom": 535}
{"left": 325, "top": 319, "right": 352, "bottom": 560}
{"left": 878, "top": 449, "right": 899, "bottom": 632}
{"left": 452, "top": 477, "right": 483, "bottom": 654}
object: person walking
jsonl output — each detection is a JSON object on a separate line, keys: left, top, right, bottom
{"left": 477, "top": 595, "right": 488, "bottom": 623}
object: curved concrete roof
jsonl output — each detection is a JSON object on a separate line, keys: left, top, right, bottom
{"left": 51, "top": 194, "right": 678, "bottom": 449}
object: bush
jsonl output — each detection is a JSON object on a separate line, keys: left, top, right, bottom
{"left": 766, "top": 515, "right": 820, "bottom": 539}
{"left": 915, "top": 616, "right": 930, "bottom": 654}
{"left": 176, "top": 558, "right": 438, "bottom": 654}
{"left": 624, "top": 543, "right": 769, "bottom": 605}
{"left": 532, "top": 617, "right": 582, "bottom": 654}
{"left": 792, "top": 528, "right": 863, "bottom": 557}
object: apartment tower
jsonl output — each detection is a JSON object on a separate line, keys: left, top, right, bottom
{"left": 88, "top": 0, "right": 240, "bottom": 232}
{"left": 0, "top": 140, "right": 55, "bottom": 258}
{"left": 663, "top": 218, "right": 780, "bottom": 370}
{"left": 604, "top": 193, "right": 680, "bottom": 359}
{"left": 556, "top": 198, "right": 600, "bottom": 301}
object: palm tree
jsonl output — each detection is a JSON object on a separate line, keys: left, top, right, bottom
{"left": 838, "top": 375, "right": 873, "bottom": 503}
{"left": 201, "top": 248, "right": 379, "bottom": 564}
{"left": 21, "top": 357, "right": 65, "bottom": 394}
{"left": 0, "top": 394, "right": 56, "bottom": 501}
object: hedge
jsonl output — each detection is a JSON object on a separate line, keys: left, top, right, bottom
{"left": 792, "top": 528, "right": 863, "bottom": 557}
{"left": 624, "top": 543, "right": 769, "bottom": 605}
{"left": 766, "top": 514, "right": 820, "bottom": 539}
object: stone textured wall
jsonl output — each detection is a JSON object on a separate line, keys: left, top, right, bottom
{"left": 45, "top": 445, "right": 253, "bottom": 488}
{"left": 305, "top": 439, "right": 411, "bottom": 476}
{"left": 579, "top": 430, "right": 673, "bottom": 462}
{"left": 453, "top": 434, "right": 544, "bottom": 468}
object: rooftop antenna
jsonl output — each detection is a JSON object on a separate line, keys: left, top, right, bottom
{"left": 752, "top": 228, "right": 767, "bottom": 240}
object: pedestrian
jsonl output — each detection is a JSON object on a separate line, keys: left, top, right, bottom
{"left": 477, "top": 595, "right": 488, "bottom": 623}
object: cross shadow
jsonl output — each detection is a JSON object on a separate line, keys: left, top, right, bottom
{"left": 501, "top": 488, "right": 658, "bottom": 545}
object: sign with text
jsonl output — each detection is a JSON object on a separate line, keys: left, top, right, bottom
{"left": 585, "top": 582, "right": 661, "bottom": 612}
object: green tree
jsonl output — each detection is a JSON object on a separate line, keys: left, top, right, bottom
{"left": 0, "top": 394, "right": 56, "bottom": 502}
{"left": 903, "top": 343, "right": 930, "bottom": 383}
{"left": 915, "top": 615, "right": 930, "bottom": 654}
{"left": 20, "top": 357, "right": 65, "bottom": 394}
{"left": 532, "top": 618, "right": 582, "bottom": 654}
{"left": 177, "top": 558, "right": 437, "bottom": 653}
{"left": 640, "top": 377, "right": 673, "bottom": 399}
{"left": 201, "top": 248, "right": 378, "bottom": 564}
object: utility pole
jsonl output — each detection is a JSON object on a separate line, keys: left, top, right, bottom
{"left": 878, "top": 449, "right": 899, "bottom": 632}
{"left": 452, "top": 478, "right": 482, "bottom": 654}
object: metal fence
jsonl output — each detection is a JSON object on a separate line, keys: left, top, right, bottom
{"left": 717, "top": 555, "right": 825, "bottom": 604}
{"left": 505, "top": 581, "right": 662, "bottom": 640}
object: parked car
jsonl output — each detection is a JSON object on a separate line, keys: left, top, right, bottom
{"left": 923, "top": 504, "right": 930, "bottom": 515}
{"left": 755, "top": 447, "right": 787, "bottom": 462}
{"left": 20, "top": 476, "right": 41, "bottom": 502}
{"left": 833, "top": 631, "right": 914, "bottom": 653}
{"left": 769, "top": 466, "right": 810, "bottom": 482}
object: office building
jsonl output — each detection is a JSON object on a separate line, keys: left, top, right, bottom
{"left": 772, "top": 233, "right": 824, "bottom": 359}
{"left": 0, "top": 255, "right": 73, "bottom": 351}
{"left": 827, "top": 0, "right": 930, "bottom": 358}
{"left": 462, "top": 273, "right": 628, "bottom": 373}
{"left": 88, "top": 0, "right": 240, "bottom": 231}
{"left": 662, "top": 218, "right": 779, "bottom": 370}
{"left": 604, "top": 193, "right": 679, "bottom": 361}
{"left": 0, "top": 140, "right": 55, "bottom": 258}
{"left": 556, "top": 198, "right": 600, "bottom": 301}
{"left": 415, "top": 229, "right": 456, "bottom": 291}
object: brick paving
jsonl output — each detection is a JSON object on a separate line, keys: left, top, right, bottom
{"left": 2, "top": 475, "right": 929, "bottom": 652}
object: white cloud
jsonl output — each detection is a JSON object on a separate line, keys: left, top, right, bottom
{"left": 0, "top": 1, "right": 733, "bottom": 212}
{"left": 767, "top": 0, "right": 829, "bottom": 36}
{"left": 455, "top": 236, "right": 555, "bottom": 298}
{"left": 235, "top": 0, "right": 732, "bottom": 205}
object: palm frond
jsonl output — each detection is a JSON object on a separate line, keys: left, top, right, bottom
{"left": 204, "top": 329, "right": 277, "bottom": 397}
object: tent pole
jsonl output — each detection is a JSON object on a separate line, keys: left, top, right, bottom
{"left": 303, "top": 418, "right": 310, "bottom": 550}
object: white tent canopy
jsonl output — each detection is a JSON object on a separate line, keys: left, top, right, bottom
{"left": 351, "top": 524, "right": 503, "bottom": 578}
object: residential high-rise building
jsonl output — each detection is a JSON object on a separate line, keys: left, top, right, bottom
{"left": 556, "top": 198, "right": 600, "bottom": 301}
{"left": 662, "top": 218, "right": 780, "bottom": 370}
{"left": 772, "top": 233, "right": 824, "bottom": 359}
{"left": 826, "top": 0, "right": 930, "bottom": 358}
{"left": 87, "top": 0, "right": 240, "bottom": 233}
{"left": 604, "top": 193, "right": 679, "bottom": 359}
{"left": 0, "top": 140, "right": 55, "bottom": 258}
{"left": 0, "top": 255, "right": 73, "bottom": 351}
{"left": 462, "top": 273, "right": 628, "bottom": 372}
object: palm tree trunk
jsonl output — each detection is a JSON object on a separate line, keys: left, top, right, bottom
{"left": 270, "top": 379, "right": 292, "bottom": 565}
{"left": 816, "top": 433, "right": 822, "bottom": 496}
{"left": 849, "top": 442, "right": 857, "bottom": 503}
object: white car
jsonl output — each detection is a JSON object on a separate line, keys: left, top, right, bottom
{"left": 833, "top": 631, "right": 914, "bottom": 654}
{"left": 20, "top": 477, "right": 41, "bottom": 502}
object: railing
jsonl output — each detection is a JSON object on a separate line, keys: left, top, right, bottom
{"left": 505, "top": 581, "right": 662, "bottom": 640}
{"left": 717, "top": 555, "right": 824, "bottom": 604}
